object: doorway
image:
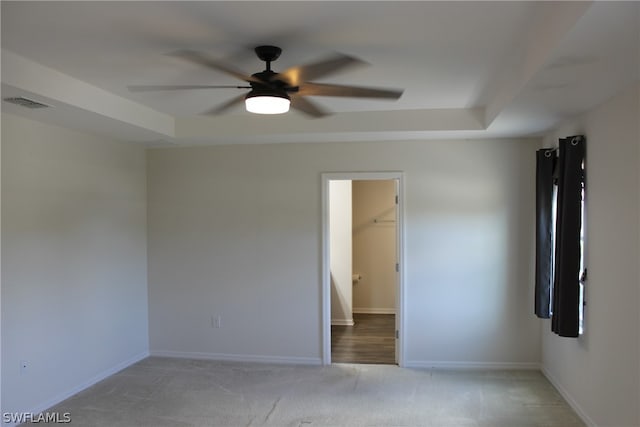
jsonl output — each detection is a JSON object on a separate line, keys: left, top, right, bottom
{"left": 322, "top": 172, "right": 405, "bottom": 366}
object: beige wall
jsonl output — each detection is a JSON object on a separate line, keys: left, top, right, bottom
{"left": 147, "top": 137, "right": 540, "bottom": 367}
{"left": 352, "top": 180, "right": 397, "bottom": 314}
{"left": 1, "top": 113, "right": 149, "bottom": 417}
{"left": 541, "top": 84, "right": 640, "bottom": 427}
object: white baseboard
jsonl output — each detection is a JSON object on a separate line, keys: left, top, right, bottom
{"left": 5, "top": 351, "right": 149, "bottom": 427}
{"left": 331, "top": 318, "right": 355, "bottom": 326}
{"left": 150, "top": 350, "right": 322, "bottom": 366}
{"left": 404, "top": 360, "right": 541, "bottom": 370}
{"left": 541, "top": 366, "right": 597, "bottom": 427}
{"left": 353, "top": 308, "right": 396, "bottom": 314}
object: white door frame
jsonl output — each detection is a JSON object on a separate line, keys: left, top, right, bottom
{"left": 321, "top": 172, "right": 406, "bottom": 366}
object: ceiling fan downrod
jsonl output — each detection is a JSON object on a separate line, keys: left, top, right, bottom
{"left": 254, "top": 45, "right": 282, "bottom": 72}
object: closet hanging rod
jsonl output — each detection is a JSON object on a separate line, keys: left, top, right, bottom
{"left": 373, "top": 218, "right": 395, "bottom": 223}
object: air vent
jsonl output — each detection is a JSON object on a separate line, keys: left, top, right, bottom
{"left": 3, "top": 96, "right": 50, "bottom": 109}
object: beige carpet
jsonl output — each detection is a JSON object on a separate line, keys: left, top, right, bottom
{"left": 33, "top": 357, "right": 585, "bottom": 427}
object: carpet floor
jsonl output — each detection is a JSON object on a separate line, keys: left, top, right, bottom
{"left": 31, "top": 357, "right": 585, "bottom": 427}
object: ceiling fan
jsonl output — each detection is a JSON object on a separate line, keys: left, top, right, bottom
{"left": 128, "top": 45, "right": 404, "bottom": 118}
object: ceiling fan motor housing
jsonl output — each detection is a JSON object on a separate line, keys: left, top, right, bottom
{"left": 248, "top": 69, "right": 295, "bottom": 99}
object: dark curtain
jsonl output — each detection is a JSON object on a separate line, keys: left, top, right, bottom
{"left": 535, "top": 149, "right": 557, "bottom": 318}
{"left": 552, "top": 135, "right": 585, "bottom": 337}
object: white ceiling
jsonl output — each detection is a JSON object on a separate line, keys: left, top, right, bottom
{"left": 1, "top": 1, "right": 638, "bottom": 146}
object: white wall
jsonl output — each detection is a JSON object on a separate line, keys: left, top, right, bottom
{"left": 541, "top": 84, "right": 640, "bottom": 427}
{"left": 352, "top": 180, "right": 397, "bottom": 314}
{"left": 147, "top": 137, "right": 540, "bottom": 367}
{"left": 0, "top": 107, "right": 3, "bottom": 420}
{"left": 329, "top": 180, "right": 353, "bottom": 325}
{"left": 1, "top": 113, "right": 149, "bottom": 421}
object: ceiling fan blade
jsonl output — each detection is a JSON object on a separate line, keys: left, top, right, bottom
{"left": 128, "top": 84, "right": 250, "bottom": 92}
{"left": 201, "top": 93, "right": 246, "bottom": 115}
{"left": 169, "top": 49, "right": 260, "bottom": 84}
{"left": 297, "top": 82, "right": 404, "bottom": 99}
{"left": 278, "top": 53, "right": 367, "bottom": 86}
{"left": 290, "top": 96, "right": 330, "bottom": 118}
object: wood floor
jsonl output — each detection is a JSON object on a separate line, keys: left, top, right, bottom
{"left": 331, "top": 313, "right": 396, "bottom": 364}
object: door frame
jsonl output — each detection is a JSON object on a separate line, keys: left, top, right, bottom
{"left": 321, "top": 172, "right": 406, "bottom": 366}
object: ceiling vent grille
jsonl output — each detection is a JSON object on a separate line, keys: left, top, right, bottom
{"left": 3, "top": 96, "right": 50, "bottom": 109}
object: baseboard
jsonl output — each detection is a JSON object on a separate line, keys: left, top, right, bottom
{"left": 541, "top": 366, "right": 597, "bottom": 427}
{"left": 150, "top": 350, "right": 322, "bottom": 366}
{"left": 5, "top": 351, "right": 149, "bottom": 427}
{"left": 331, "top": 318, "right": 355, "bottom": 326}
{"left": 404, "top": 360, "right": 541, "bottom": 370}
{"left": 353, "top": 308, "right": 396, "bottom": 314}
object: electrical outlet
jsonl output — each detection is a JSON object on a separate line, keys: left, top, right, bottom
{"left": 212, "top": 315, "right": 221, "bottom": 329}
{"left": 20, "top": 360, "right": 28, "bottom": 375}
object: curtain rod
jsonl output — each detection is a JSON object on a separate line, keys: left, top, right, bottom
{"left": 543, "top": 136, "right": 584, "bottom": 157}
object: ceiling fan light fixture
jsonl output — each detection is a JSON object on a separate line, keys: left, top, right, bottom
{"left": 245, "top": 90, "right": 290, "bottom": 114}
